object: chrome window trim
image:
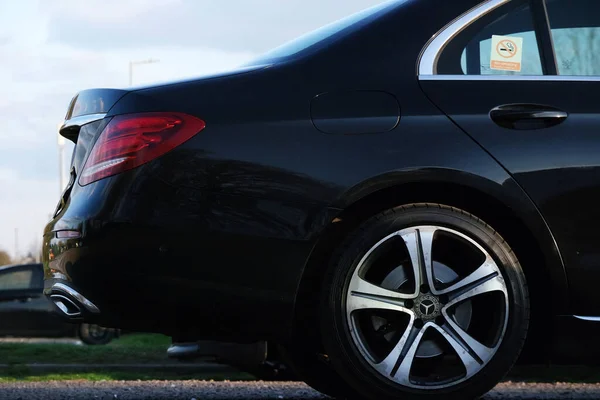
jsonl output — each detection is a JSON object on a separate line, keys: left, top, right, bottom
{"left": 60, "top": 113, "right": 107, "bottom": 132}
{"left": 420, "top": 74, "right": 600, "bottom": 82}
{"left": 418, "top": 0, "right": 510, "bottom": 75}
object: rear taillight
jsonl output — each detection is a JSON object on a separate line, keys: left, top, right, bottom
{"left": 79, "top": 112, "right": 206, "bottom": 186}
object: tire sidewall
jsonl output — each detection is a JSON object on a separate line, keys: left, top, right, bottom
{"left": 320, "top": 206, "right": 529, "bottom": 400}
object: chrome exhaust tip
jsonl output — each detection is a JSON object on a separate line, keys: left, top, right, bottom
{"left": 50, "top": 294, "right": 82, "bottom": 318}
{"left": 49, "top": 282, "right": 100, "bottom": 315}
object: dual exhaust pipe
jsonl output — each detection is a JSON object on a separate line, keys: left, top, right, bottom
{"left": 49, "top": 282, "right": 100, "bottom": 319}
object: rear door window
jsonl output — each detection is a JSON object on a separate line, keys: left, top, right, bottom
{"left": 437, "top": 1, "right": 544, "bottom": 75}
{"left": 0, "top": 269, "right": 33, "bottom": 291}
{"left": 545, "top": 0, "right": 600, "bottom": 76}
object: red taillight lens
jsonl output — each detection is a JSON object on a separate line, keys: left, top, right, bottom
{"left": 79, "top": 112, "right": 206, "bottom": 185}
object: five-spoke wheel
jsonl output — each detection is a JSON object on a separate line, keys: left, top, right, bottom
{"left": 346, "top": 226, "right": 508, "bottom": 389}
{"left": 321, "top": 204, "right": 529, "bottom": 400}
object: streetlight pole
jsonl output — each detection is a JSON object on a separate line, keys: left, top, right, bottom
{"left": 129, "top": 58, "right": 160, "bottom": 86}
{"left": 129, "top": 61, "right": 133, "bottom": 87}
{"left": 14, "top": 228, "right": 18, "bottom": 262}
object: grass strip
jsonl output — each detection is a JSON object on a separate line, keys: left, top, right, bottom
{"left": 0, "top": 334, "right": 170, "bottom": 365}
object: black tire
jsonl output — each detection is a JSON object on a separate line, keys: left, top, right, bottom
{"left": 78, "top": 324, "right": 116, "bottom": 345}
{"left": 320, "top": 204, "right": 530, "bottom": 400}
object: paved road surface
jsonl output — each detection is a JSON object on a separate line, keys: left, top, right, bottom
{"left": 1, "top": 380, "right": 600, "bottom": 400}
{"left": 0, "top": 337, "right": 82, "bottom": 345}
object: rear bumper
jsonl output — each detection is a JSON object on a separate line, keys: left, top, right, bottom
{"left": 41, "top": 214, "right": 314, "bottom": 340}
{"left": 42, "top": 226, "right": 204, "bottom": 335}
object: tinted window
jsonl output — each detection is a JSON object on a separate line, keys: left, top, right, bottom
{"left": 250, "top": 0, "right": 405, "bottom": 64}
{"left": 438, "top": 2, "right": 543, "bottom": 75}
{"left": 546, "top": 0, "right": 600, "bottom": 76}
{"left": 0, "top": 269, "right": 33, "bottom": 291}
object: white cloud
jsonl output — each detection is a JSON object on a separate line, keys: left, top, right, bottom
{"left": 0, "top": 168, "right": 58, "bottom": 258}
{"left": 40, "top": 0, "right": 181, "bottom": 23}
{"left": 0, "top": 168, "right": 18, "bottom": 181}
{"left": 44, "top": 0, "right": 385, "bottom": 53}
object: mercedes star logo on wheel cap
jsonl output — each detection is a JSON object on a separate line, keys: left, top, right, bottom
{"left": 419, "top": 300, "right": 435, "bottom": 316}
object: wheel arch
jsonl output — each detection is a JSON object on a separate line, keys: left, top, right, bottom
{"left": 293, "top": 168, "right": 567, "bottom": 362}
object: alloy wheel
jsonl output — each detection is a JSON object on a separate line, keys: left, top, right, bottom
{"left": 345, "top": 226, "right": 509, "bottom": 389}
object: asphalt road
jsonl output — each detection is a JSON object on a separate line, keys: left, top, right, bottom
{"left": 0, "top": 337, "right": 83, "bottom": 345}
{"left": 2, "top": 381, "right": 600, "bottom": 400}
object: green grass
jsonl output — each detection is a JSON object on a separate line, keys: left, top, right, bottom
{"left": 0, "top": 334, "right": 257, "bottom": 382}
{"left": 0, "top": 366, "right": 255, "bottom": 382}
{"left": 110, "top": 333, "right": 171, "bottom": 347}
{"left": 0, "top": 334, "right": 171, "bottom": 365}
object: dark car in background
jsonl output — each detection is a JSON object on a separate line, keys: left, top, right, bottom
{"left": 0, "top": 263, "right": 116, "bottom": 345}
{"left": 42, "top": 0, "right": 600, "bottom": 398}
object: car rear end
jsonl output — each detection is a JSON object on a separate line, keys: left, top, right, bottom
{"left": 41, "top": 0, "right": 410, "bottom": 340}
{"left": 43, "top": 88, "right": 208, "bottom": 334}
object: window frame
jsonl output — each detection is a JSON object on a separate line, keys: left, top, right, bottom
{"left": 418, "top": 0, "right": 596, "bottom": 79}
{"left": 530, "top": 0, "right": 558, "bottom": 74}
{"left": 440, "top": 0, "right": 546, "bottom": 76}
{"left": 0, "top": 264, "right": 43, "bottom": 301}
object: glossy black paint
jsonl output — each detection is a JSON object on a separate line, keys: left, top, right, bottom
{"left": 311, "top": 91, "right": 400, "bottom": 134}
{"left": 41, "top": 0, "right": 597, "bottom": 357}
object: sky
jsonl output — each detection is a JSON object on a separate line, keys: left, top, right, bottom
{"left": 0, "top": 0, "right": 384, "bottom": 259}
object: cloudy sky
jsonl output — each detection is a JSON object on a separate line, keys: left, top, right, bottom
{"left": 0, "top": 0, "right": 384, "bottom": 259}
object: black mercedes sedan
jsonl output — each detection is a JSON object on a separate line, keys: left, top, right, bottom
{"left": 42, "top": 0, "right": 600, "bottom": 398}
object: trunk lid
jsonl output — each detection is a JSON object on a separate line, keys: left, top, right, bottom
{"left": 64, "top": 88, "right": 127, "bottom": 123}
{"left": 60, "top": 88, "right": 128, "bottom": 172}
{"left": 60, "top": 88, "right": 127, "bottom": 141}
{"left": 53, "top": 88, "right": 127, "bottom": 217}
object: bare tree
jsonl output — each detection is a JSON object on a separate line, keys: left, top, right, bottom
{"left": 0, "top": 250, "right": 11, "bottom": 266}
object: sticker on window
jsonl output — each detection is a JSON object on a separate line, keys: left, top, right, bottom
{"left": 490, "top": 35, "right": 523, "bottom": 72}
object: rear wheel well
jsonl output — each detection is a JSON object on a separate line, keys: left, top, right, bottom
{"left": 293, "top": 182, "right": 552, "bottom": 363}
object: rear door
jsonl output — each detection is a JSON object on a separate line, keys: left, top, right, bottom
{"left": 0, "top": 264, "right": 43, "bottom": 302}
{"left": 419, "top": 0, "right": 600, "bottom": 315}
